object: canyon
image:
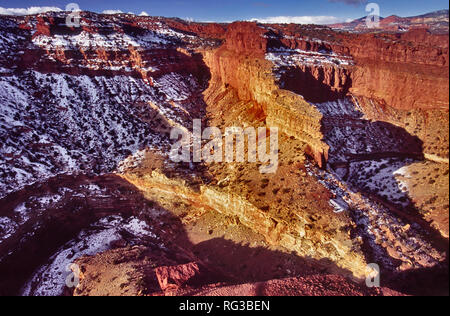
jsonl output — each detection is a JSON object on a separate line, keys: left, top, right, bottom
{"left": 0, "top": 10, "right": 448, "bottom": 296}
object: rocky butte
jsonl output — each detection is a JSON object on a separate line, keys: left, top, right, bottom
{"left": 0, "top": 10, "right": 448, "bottom": 296}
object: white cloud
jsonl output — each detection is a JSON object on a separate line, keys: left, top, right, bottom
{"left": 139, "top": 11, "right": 149, "bottom": 16}
{"left": 0, "top": 6, "right": 62, "bottom": 16}
{"left": 102, "top": 10, "right": 123, "bottom": 15}
{"left": 249, "top": 16, "right": 347, "bottom": 25}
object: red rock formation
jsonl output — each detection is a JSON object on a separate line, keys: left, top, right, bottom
{"left": 278, "top": 64, "right": 352, "bottom": 103}
{"left": 345, "top": 30, "right": 449, "bottom": 110}
{"left": 33, "top": 16, "right": 52, "bottom": 37}
{"left": 202, "top": 22, "right": 330, "bottom": 167}
{"left": 165, "top": 19, "right": 227, "bottom": 40}
{"left": 224, "top": 22, "right": 267, "bottom": 56}
{"left": 214, "top": 22, "right": 449, "bottom": 161}
{"left": 155, "top": 262, "right": 201, "bottom": 291}
{"left": 202, "top": 20, "right": 449, "bottom": 165}
{"left": 263, "top": 25, "right": 449, "bottom": 111}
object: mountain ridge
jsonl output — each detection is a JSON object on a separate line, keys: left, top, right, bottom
{"left": 330, "top": 9, "right": 449, "bottom": 33}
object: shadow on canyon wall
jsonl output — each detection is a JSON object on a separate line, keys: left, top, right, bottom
{"left": 0, "top": 174, "right": 350, "bottom": 296}
{"left": 278, "top": 67, "right": 352, "bottom": 103}
{"left": 317, "top": 99, "right": 449, "bottom": 296}
{"left": 275, "top": 62, "right": 449, "bottom": 295}
{"left": 0, "top": 174, "right": 152, "bottom": 295}
{"left": 0, "top": 172, "right": 448, "bottom": 296}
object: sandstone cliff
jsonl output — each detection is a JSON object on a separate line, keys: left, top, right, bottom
{"left": 202, "top": 22, "right": 330, "bottom": 167}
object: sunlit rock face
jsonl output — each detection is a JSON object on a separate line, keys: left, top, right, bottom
{"left": 0, "top": 11, "right": 448, "bottom": 296}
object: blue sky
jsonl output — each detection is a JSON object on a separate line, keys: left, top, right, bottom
{"left": 0, "top": 0, "right": 448, "bottom": 23}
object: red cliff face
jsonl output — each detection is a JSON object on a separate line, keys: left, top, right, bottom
{"left": 278, "top": 64, "right": 352, "bottom": 103}
{"left": 224, "top": 22, "right": 268, "bottom": 56}
{"left": 34, "top": 16, "right": 53, "bottom": 37}
{"left": 262, "top": 25, "right": 449, "bottom": 111}
{"left": 345, "top": 29, "right": 449, "bottom": 111}
{"left": 202, "top": 22, "right": 449, "bottom": 164}
{"left": 165, "top": 19, "right": 227, "bottom": 40}
{"left": 4, "top": 14, "right": 448, "bottom": 167}
{"left": 203, "top": 22, "right": 330, "bottom": 167}
{"left": 19, "top": 15, "right": 449, "bottom": 113}
{"left": 13, "top": 13, "right": 213, "bottom": 88}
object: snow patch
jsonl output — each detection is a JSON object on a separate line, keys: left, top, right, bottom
{"left": 21, "top": 215, "right": 157, "bottom": 296}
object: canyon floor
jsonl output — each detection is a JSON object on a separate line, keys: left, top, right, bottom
{"left": 0, "top": 11, "right": 448, "bottom": 296}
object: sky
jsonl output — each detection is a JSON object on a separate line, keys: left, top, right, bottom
{"left": 0, "top": 0, "right": 448, "bottom": 23}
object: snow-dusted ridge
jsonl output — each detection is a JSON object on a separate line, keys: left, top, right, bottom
{"left": 0, "top": 70, "right": 203, "bottom": 198}
{"left": 0, "top": 11, "right": 213, "bottom": 199}
{"left": 266, "top": 47, "right": 354, "bottom": 69}
{"left": 21, "top": 215, "right": 159, "bottom": 296}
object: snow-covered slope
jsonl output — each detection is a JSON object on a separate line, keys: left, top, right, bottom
{"left": 0, "top": 12, "right": 211, "bottom": 198}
